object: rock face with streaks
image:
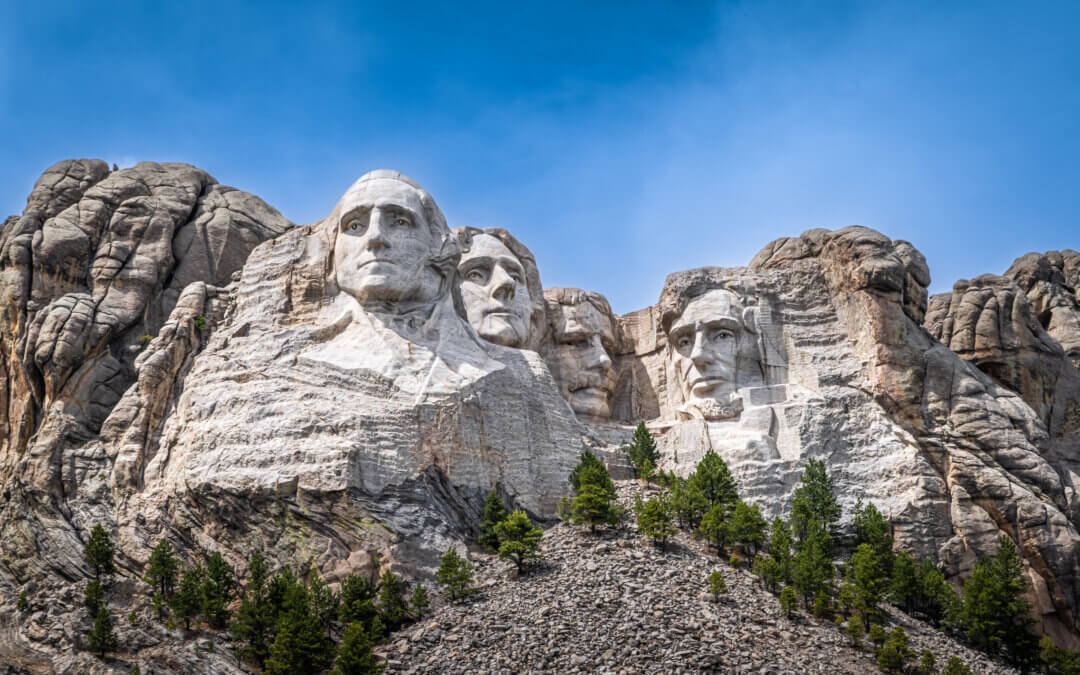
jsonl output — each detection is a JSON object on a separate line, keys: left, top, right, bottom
{"left": 2, "top": 161, "right": 1080, "bottom": 670}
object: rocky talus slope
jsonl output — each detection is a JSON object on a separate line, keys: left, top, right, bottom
{"left": 390, "top": 482, "right": 1013, "bottom": 675}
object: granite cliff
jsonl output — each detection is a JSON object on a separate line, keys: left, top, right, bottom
{"left": 0, "top": 160, "right": 1078, "bottom": 671}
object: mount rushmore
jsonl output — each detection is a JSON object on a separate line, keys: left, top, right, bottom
{"left": 1, "top": 159, "right": 1080, "bottom": 665}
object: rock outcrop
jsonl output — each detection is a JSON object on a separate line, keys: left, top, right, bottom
{"left": 2, "top": 161, "right": 1080, "bottom": 670}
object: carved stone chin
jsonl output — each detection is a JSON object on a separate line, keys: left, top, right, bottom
{"left": 677, "top": 392, "right": 744, "bottom": 421}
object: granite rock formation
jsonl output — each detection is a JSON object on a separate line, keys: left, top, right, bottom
{"left": 1, "top": 161, "right": 1080, "bottom": 670}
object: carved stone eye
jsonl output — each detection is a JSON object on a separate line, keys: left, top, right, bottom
{"left": 394, "top": 216, "right": 411, "bottom": 227}
{"left": 346, "top": 220, "right": 363, "bottom": 232}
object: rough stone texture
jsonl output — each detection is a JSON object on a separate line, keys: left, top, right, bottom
{"left": 393, "top": 481, "right": 1014, "bottom": 675}
{"left": 1, "top": 160, "right": 1080, "bottom": 670}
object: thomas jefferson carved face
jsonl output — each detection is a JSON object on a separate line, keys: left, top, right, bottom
{"left": 459, "top": 234, "right": 533, "bottom": 347}
{"left": 333, "top": 176, "right": 444, "bottom": 305}
{"left": 668, "top": 289, "right": 747, "bottom": 410}
{"left": 545, "top": 292, "right": 617, "bottom": 420}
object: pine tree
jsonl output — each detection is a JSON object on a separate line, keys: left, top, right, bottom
{"left": 478, "top": 490, "right": 510, "bottom": 551}
{"left": 264, "top": 576, "right": 334, "bottom": 674}
{"left": 792, "top": 521, "right": 832, "bottom": 607}
{"left": 779, "top": 586, "right": 798, "bottom": 618}
{"left": 625, "top": 421, "right": 659, "bottom": 478}
{"left": 790, "top": 458, "right": 840, "bottom": 548}
{"left": 232, "top": 551, "right": 275, "bottom": 667}
{"left": 494, "top": 509, "right": 543, "bottom": 574}
{"left": 877, "top": 626, "right": 913, "bottom": 673}
{"left": 959, "top": 535, "right": 1037, "bottom": 667}
{"left": 708, "top": 570, "right": 727, "bottom": 601}
{"left": 868, "top": 623, "right": 886, "bottom": 650}
{"left": 410, "top": 583, "right": 430, "bottom": 619}
{"left": 16, "top": 590, "right": 28, "bottom": 612}
{"left": 768, "top": 517, "right": 794, "bottom": 583}
{"left": 687, "top": 449, "right": 738, "bottom": 510}
{"left": 85, "top": 579, "right": 105, "bottom": 616}
{"left": 84, "top": 524, "right": 116, "bottom": 582}
{"left": 853, "top": 500, "right": 893, "bottom": 574}
{"left": 436, "top": 547, "right": 474, "bottom": 602}
{"left": 670, "top": 476, "right": 708, "bottom": 530}
{"left": 635, "top": 493, "right": 677, "bottom": 551}
{"left": 845, "top": 613, "right": 864, "bottom": 647}
{"left": 309, "top": 571, "right": 339, "bottom": 639}
{"left": 942, "top": 656, "right": 973, "bottom": 675}
{"left": 918, "top": 649, "right": 936, "bottom": 675}
{"left": 570, "top": 463, "right": 621, "bottom": 533}
{"left": 332, "top": 622, "right": 385, "bottom": 675}
{"left": 144, "top": 539, "right": 179, "bottom": 604}
{"left": 728, "top": 500, "right": 767, "bottom": 555}
{"left": 698, "top": 503, "right": 730, "bottom": 555}
{"left": 87, "top": 607, "right": 118, "bottom": 658}
{"left": 376, "top": 570, "right": 410, "bottom": 632}
{"left": 339, "top": 573, "right": 379, "bottom": 632}
{"left": 568, "top": 450, "right": 607, "bottom": 493}
{"left": 851, "top": 543, "right": 888, "bottom": 628}
{"left": 172, "top": 564, "right": 203, "bottom": 630}
{"left": 201, "top": 551, "right": 236, "bottom": 629}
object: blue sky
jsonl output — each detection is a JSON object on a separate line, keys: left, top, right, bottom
{"left": 2, "top": 1, "right": 1079, "bottom": 314}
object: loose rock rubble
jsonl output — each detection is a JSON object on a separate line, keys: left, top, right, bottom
{"left": 389, "top": 482, "right": 1014, "bottom": 674}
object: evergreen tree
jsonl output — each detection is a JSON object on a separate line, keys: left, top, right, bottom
{"left": 625, "top": 421, "right": 659, "bottom": 478}
{"left": 851, "top": 543, "right": 888, "bottom": 628}
{"left": 767, "top": 517, "right": 794, "bottom": 583}
{"left": 790, "top": 458, "right": 840, "bottom": 547}
{"left": 698, "top": 502, "right": 730, "bottom": 555}
{"left": 201, "top": 551, "right": 236, "bottom": 629}
{"left": 309, "top": 571, "right": 339, "bottom": 639}
{"left": 728, "top": 500, "right": 767, "bottom": 555}
{"left": 1038, "top": 635, "right": 1080, "bottom": 674}
{"left": 85, "top": 579, "right": 105, "bottom": 616}
{"left": 478, "top": 490, "right": 509, "bottom": 552}
{"left": 877, "top": 626, "right": 913, "bottom": 673}
{"left": 332, "top": 622, "right": 385, "bottom": 675}
{"left": 172, "top": 564, "right": 203, "bottom": 630}
{"left": 918, "top": 650, "right": 936, "bottom": 675}
{"left": 670, "top": 477, "right": 708, "bottom": 530}
{"left": 779, "top": 586, "right": 798, "bottom": 618}
{"left": 890, "top": 552, "right": 957, "bottom": 626}
{"left": 376, "top": 571, "right": 410, "bottom": 632}
{"left": 410, "top": 584, "right": 430, "bottom": 620}
{"left": 87, "top": 607, "right": 118, "bottom": 658}
{"left": 792, "top": 521, "right": 832, "bottom": 607}
{"left": 232, "top": 551, "right": 276, "bottom": 667}
{"left": 959, "top": 535, "right": 1037, "bottom": 667}
{"left": 635, "top": 493, "right": 677, "bottom": 551}
{"left": 16, "top": 591, "right": 28, "bottom": 612}
{"left": 436, "top": 547, "right": 474, "bottom": 602}
{"left": 494, "top": 509, "right": 543, "bottom": 574}
{"left": 570, "top": 462, "right": 621, "bottom": 533}
{"left": 264, "top": 576, "right": 334, "bottom": 674}
{"left": 942, "top": 656, "right": 973, "bottom": 675}
{"left": 84, "top": 524, "right": 116, "bottom": 582}
{"left": 339, "top": 573, "right": 379, "bottom": 632}
{"left": 853, "top": 500, "right": 893, "bottom": 574}
{"left": 845, "top": 613, "right": 864, "bottom": 647}
{"left": 868, "top": 623, "right": 886, "bottom": 650}
{"left": 568, "top": 450, "right": 606, "bottom": 493}
{"left": 708, "top": 570, "right": 727, "bottom": 601}
{"left": 144, "top": 539, "right": 179, "bottom": 603}
{"left": 687, "top": 449, "right": 739, "bottom": 510}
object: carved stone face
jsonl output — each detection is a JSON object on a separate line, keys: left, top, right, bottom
{"left": 548, "top": 301, "right": 616, "bottom": 419}
{"left": 334, "top": 177, "right": 443, "bottom": 304}
{"left": 668, "top": 289, "right": 744, "bottom": 409}
{"left": 459, "top": 234, "right": 532, "bottom": 347}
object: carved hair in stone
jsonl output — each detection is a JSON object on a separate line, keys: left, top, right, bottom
{"left": 453, "top": 227, "right": 545, "bottom": 350}
{"left": 329, "top": 170, "right": 459, "bottom": 310}
{"left": 659, "top": 280, "right": 784, "bottom": 421}
{"left": 541, "top": 287, "right": 618, "bottom": 420}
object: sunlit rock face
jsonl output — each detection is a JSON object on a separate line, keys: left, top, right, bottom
{"left": 540, "top": 287, "right": 619, "bottom": 421}
{"left": 453, "top": 227, "right": 545, "bottom": 350}
{"left": 4, "top": 159, "right": 1080, "bottom": 669}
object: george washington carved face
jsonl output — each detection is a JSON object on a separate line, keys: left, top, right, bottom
{"left": 333, "top": 172, "right": 453, "bottom": 306}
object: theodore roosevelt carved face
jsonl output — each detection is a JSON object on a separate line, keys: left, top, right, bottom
{"left": 542, "top": 288, "right": 617, "bottom": 420}
{"left": 456, "top": 228, "right": 543, "bottom": 349}
{"left": 332, "top": 171, "right": 454, "bottom": 307}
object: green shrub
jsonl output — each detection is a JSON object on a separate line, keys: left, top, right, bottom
{"left": 708, "top": 570, "right": 727, "bottom": 601}
{"left": 779, "top": 586, "right": 798, "bottom": 618}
